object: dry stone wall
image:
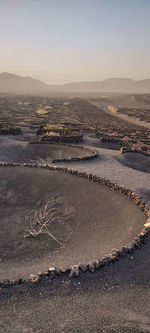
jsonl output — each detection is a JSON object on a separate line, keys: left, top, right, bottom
{"left": 0, "top": 127, "right": 22, "bottom": 135}
{"left": 121, "top": 146, "right": 150, "bottom": 157}
{"left": 29, "top": 142, "right": 98, "bottom": 163}
{"left": 101, "top": 135, "right": 150, "bottom": 157}
{"left": 39, "top": 133, "right": 83, "bottom": 144}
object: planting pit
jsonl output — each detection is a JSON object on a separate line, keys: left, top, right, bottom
{"left": 116, "top": 152, "right": 150, "bottom": 173}
{"left": 98, "top": 140, "right": 121, "bottom": 150}
{"left": 0, "top": 141, "right": 94, "bottom": 164}
{"left": 0, "top": 166, "right": 146, "bottom": 281}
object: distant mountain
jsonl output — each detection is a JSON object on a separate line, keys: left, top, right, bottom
{"left": 0, "top": 72, "right": 53, "bottom": 94}
{"left": 1, "top": 72, "right": 150, "bottom": 94}
{"left": 62, "top": 78, "right": 150, "bottom": 93}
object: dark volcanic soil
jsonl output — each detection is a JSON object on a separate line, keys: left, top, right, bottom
{"left": 116, "top": 152, "right": 150, "bottom": 174}
{"left": 97, "top": 140, "right": 121, "bottom": 150}
{"left": 0, "top": 166, "right": 145, "bottom": 281}
{"left": 0, "top": 234, "right": 150, "bottom": 333}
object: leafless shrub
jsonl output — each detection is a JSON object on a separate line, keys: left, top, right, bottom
{"left": 30, "top": 157, "right": 52, "bottom": 166}
{"left": 24, "top": 197, "right": 75, "bottom": 245}
{"left": 37, "top": 157, "right": 53, "bottom": 166}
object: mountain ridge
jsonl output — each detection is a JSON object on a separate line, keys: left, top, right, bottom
{"left": 1, "top": 72, "right": 150, "bottom": 94}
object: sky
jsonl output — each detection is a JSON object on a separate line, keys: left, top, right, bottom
{"left": 0, "top": 0, "right": 150, "bottom": 84}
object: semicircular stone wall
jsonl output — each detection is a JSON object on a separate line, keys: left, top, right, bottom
{"left": 0, "top": 163, "right": 149, "bottom": 285}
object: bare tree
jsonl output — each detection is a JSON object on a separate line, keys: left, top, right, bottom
{"left": 24, "top": 197, "right": 75, "bottom": 246}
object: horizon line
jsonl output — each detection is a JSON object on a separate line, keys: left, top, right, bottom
{"left": 1, "top": 72, "right": 150, "bottom": 86}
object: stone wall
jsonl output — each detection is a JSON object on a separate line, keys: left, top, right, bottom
{"left": 101, "top": 136, "right": 130, "bottom": 147}
{"left": 101, "top": 135, "right": 150, "bottom": 157}
{"left": 29, "top": 142, "right": 98, "bottom": 163}
{"left": 0, "top": 127, "right": 22, "bottom": 135}
{"left": 39, "top": 133, "right": 83, "bottom": 144}
{"left": 120, "top": 146, "right": 150, "bottom": 157}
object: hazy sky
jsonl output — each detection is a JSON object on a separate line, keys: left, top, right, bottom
{"left": 0, "top": 0, "right": 150, "bottom": 84}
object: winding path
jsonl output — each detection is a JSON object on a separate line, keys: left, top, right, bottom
{"left": 57, "top": 132, "right": 150, "bottom": 207}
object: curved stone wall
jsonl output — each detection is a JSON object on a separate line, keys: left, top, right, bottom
{"left": 121, "top": 146, "right": 150, "bottom": 157}
{"left": 29, "top": 142, "right": 98, "bottom": 163}
{"left": 101, "top": 136, "right": 150, "bottom": 157}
